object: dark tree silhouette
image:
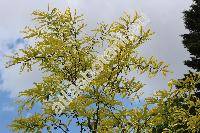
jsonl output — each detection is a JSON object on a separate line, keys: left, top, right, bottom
{"left": 182, "top": 0, "right": 200, "bottom": 98}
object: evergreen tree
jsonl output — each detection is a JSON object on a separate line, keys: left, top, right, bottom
{"left": 149, "top": 1, "right": 200, "bottom": 132}
{"left": 182, "top": 0, "right": 200, "bottom": 97}
{"left": 182, "top": 0, "right": 200, "bottom": 71}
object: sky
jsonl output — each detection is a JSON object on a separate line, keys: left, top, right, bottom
{"left": 0, "top": 0, "right": 193, "bottom": 132}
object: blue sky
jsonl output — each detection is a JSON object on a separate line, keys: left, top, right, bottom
{"left": 0, "top": 0, "right": 193, "bottom": 132}
{"left": 0, "top": 92, "right": 17, "bottom": 133}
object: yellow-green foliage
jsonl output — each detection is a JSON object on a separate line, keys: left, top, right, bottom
{"left": 8, "top": 7, "right": 199, "bottom": 133}
{"left": 145, "top": 72, "right": 200, "bottom": 133}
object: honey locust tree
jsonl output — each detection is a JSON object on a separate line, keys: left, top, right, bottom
{"left": 9, "top": 7, "right": 169, "bottom": 132}
{"left": 144, "top": 1, "right": 200, "bottom": 131}
{"left": 148, "top": 0, "right": 200, "bottom": 132}
{"left": 144, "top": 72, "right": 200, "bottom": 133}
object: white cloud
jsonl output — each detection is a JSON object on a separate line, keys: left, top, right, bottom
{"left": 0, "top": 38, "right": 43, "bottom": 97}
{"left": 0, "top": 65, "right": 43, "bottom": 97}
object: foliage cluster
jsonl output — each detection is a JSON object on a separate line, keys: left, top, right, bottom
{"left": 8, "top": 7, "right": 200, "bottom": 133}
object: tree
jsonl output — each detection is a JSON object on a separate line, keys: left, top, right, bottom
{"left": 8, "top": 7, "right": 169, "bottom": 132}
{"left": 149, "top": 1, "right": 200, "bottom": 132}
{"left": 182, "top": 0, "right": 200, "bottom": 99}
{"left": 145, "top": 73, "right": 200, "bottom": 133}
{"left": 182, "top": 0, "right": 200, "bottom": 72}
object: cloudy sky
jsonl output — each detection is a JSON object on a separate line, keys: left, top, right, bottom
{"left": 0, "top": 0, "right": 193, "bottom": 132}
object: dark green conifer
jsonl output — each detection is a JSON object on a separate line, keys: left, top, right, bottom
{"left": 182, "top": 0, "right": 200, "bottom": 97}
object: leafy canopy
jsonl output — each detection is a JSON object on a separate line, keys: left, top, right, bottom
{"left": 9, "top": 7, "right": 170, "bottom": 132}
